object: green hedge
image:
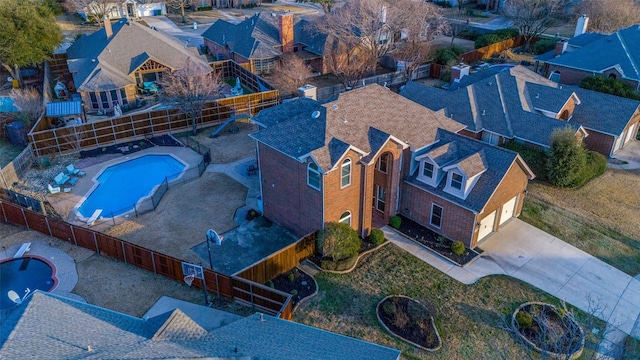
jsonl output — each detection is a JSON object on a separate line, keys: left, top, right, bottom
{"left": 571, "top": 151, "right": 607, "bottom": 187}
{"left": 317, "top": 222, "right": 361, "bottom": 261}
{"left": 533, "top": 39, "right": 557, "bottom": 55}
{"left": 580, "top": 76, "right": 640, "bottom": 100}
{"left": 474, "top": 28, "right": 519, "bottom": 49}
{"left": 433, "top": 47, "right": 465, "bottom": 66}
{"left": 501, "top": 141, "right": 549, "bottom": 181}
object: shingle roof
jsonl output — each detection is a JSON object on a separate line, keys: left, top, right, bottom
{"left": 66, "top": 19, "right": 209, "bottom": 92}
{"left": 0, "top": 291, "right": 401, "bottom": 359}
{"left": 546, "top": 25, "right": 640, "bottom": 81}
{"left": 294, "top": 19, "right": 331, "bottom": 56}
{"left": 251, "top": 85, "right": 465, "bottom": 171}
{"left": 202, "top": 12, "right": 284, "bottom": 60}
{"left": 400, "top": 66, "right": 630, "bottom": 147}
{"left": 406, "top": 129, "right": 527, "bottom": 213}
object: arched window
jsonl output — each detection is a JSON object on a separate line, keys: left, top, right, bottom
{"left": 341, "top": 158, "right": 351, "bottom": 188}
{"left": 560, "top": 109, "right": 570, "bottom": 120}
{"left": 307, "top": 162, "right": 320, "bottom": 190}
{"left": 339, "top": 211, "right": 352, "bottom": 226}
{"left": 377, "top": 153, "right": 388, "bottom": 173}
{"left": 608, "top": 73, "right": 617, "bottom": 80}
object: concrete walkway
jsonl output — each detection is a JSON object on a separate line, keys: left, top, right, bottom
{"left": 382, "top": 219, "right": 640, "bottom": 337}
{"left": 609, "top": 141, "right": 640, "bottom": 170}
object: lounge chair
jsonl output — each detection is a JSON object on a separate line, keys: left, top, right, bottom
{"left": 87, "top": 209, "right": 102, "bottom": 226}
{"left": 68, "top": 177, "right": 79, "bottom": 186}
{"left": 66, "top": 164, "right": 86, "bottom": 177}
{"left": 47, "top": 184, "right": 61, "bottom": 194}
{"left": 13, "top": 242, "right": 31, "bottom": 258}
{"left": 53, "top": 172, "right": 70, "bottom": 186}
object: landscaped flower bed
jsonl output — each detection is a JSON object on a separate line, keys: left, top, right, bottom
{"left": 392, "top": 215, "right": 480, "bottom": 266}
{"left": 377, "top": 295, "right": 441, "bottom": 351}
{"left": 268, "top": 267, "right": 316, "bottom": 308}
{"left": 512, "top": 302, "right": 585, "bottom": 360}
{"left": 79, "top": 135, "right": 181, "bottom": 158}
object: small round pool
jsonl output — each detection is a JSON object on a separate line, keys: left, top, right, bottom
{"left": 0, "top": 97, "right": 17, "bottom": 113}
{"left": 0, "top": 256, "right": 57, "bottom": 310}
{"left": 488, "top": 64, "right": 516, "bottom": 73}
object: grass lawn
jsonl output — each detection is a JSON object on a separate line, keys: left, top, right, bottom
{"left": 0, "top": 139, "right": 24, "bottom": 168}
{"left": 295, "top": 244, "right": 604, "bottom": 359}
{"left": 520, "top": 169, "right": 640, "bottom": 276}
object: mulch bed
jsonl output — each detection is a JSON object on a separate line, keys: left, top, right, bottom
{"left": 378, "top": 296, "right": 441, "bottom": 350}
{"left": 269, "top": 268, "right": 316, "bottom": 307}
{"left": 79, "top": 135, "right": 181, "bottom": 158}
{"left": 307, "top": 238, "right": 380, "bottom": 271}
{"left": 394, "top": 215, "right": 480, "bottom": 266}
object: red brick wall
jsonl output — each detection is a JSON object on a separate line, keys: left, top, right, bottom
{"left": 557, "top": 97, "right": 577, "bottom": 120}
{"left": 323, "top": 149, "right": 363, "bottom": 233}
{"left": 583, "top": 129, "right": 615, "bottom": 156}
{"left": 279, "top": 14, "right": 294, "bottom": 54}
{"left": 548, "top": 64, "right": 640, "bottom": 89}
{"left": 458, "top": 129, "right": 482, "bottom": 140}
{"left": 203, "top": 39, "right": 250, "bottom": 65}
{"left": 258, "top": 143, "right": 323, "bottom": 237}
{"left": 399, "top": 183, "right": 477, "bottom": 247}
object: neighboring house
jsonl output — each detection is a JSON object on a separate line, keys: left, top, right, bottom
{"left": 79, "top": 0, "right": 166, "bottom": 20}
{"left": 535, "top": 25, "right": 640, "bottom": 91}
{"left": 211, "top": 0, "right": 263, "bottom": 9}
{"left": 0, "top": 291, "right": 401, "bottom": 359}
{"left": 202, "top": 12, "right": 331, "bottom": 74}
{"left": 400, "top": 66, "right": 640, "bottom": 157}
{"left": 66, "top": 17, "right": 210, "bottom": 114}
{"left": 250, "top": 84, "right": 534, "bottom": 248}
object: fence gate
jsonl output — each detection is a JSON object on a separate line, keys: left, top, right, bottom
{"left": 430, "top": 63, "right": 443, "bottom": 79}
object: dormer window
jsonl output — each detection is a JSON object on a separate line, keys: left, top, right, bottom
{"left": 416, "top": 158, "right": 440, "bottom": 186}
{"left": 450, "top": 173, "right": 463, "bottom": 190}
{"left": 422, "top": 162, "right": 434, "bottom": 179}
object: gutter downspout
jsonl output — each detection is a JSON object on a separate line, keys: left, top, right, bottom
{"left": 360, "top": 161, "right": 367, "bottom": 238}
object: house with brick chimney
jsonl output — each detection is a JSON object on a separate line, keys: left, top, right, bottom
{"left": 249, "top": 84, "right": 535, "bottom": 248}
{"left": 400, "top": 66, "right": 640, "bottom": 157}
{"left": 534, "top": 24, "right": 640, "bottom": 91}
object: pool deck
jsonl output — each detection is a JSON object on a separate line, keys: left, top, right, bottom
{"left": 1, "top": 241, "right": 85, "bottom": 306}
{"left": 47, "top": 146, "right": 202, "bottom": 226}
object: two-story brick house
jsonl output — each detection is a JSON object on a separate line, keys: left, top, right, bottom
{"left": 250, "top": 85, "right": 535, "bottom": 248}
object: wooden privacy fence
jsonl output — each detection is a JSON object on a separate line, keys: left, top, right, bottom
{"left": 234, "top": 232, "right": 317, "bottom": 284}
{"left": 0, "top": 200, "right": 293, "bottom": 319}
{"left": 458, "top": 36, "right": 526, "bottom": 63}
{"left": 0, "top": 147, "right": 35, "bottom": 190}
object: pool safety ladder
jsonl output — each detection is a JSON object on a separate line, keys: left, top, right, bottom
{"left": 13, "top": 242, "right": 31, "bottom": 258}
{"left": 87, "top": 209, "right": 102, "bottom": 226}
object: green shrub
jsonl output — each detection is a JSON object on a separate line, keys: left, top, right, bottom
{"left": 502, "top": 141, "right": 549, "bottom": 180}
{"left": 458, "top": 29, "right": 480, "bottom": 41}
{"left": 288, "top": 272, "right": 295, "bottom": 282}
{"left": 515, "top": 311, "right": 533, "bottom": 330}
{"left": 317, "top": 222, "right": 361, "bottom": 261}
{"left": 198, "top": 6, "right": 213, "bottom": 11}
{"left": 320, "top": 255, "right": 358, "bottom": 271}
{"left": 533, "top": 39, "right": 557, "bottom": 55}
{"left": 389, "top": 216, "right": 402, "bottom": 229}
{"left": 580, "top": 76, "right": 640, "bottom": 100}
{"left": 382, "top": 300, "right": 396, "bottom": 315}
{"left": 547, "top": 128, "right": 587, "bottom": 187}
{"left": 451, "top": 240, "right": 465, "bottom": 256}
{"left": 571, "top": 150, "right": 607, "bottom": 187}
{"left": 475, "top": 28, "right": 519, "bottom": 49}
{"left": 267, "top": 280, "right": 274, "bottom": 288}
{"left": 290, "top": 289, "right": 298, "bottom": 296}
{"left": 369, "top": 229, "right": 385, "bottom": 245}
{"left": 433, "top": 47, "right": 464, "bottom": 66}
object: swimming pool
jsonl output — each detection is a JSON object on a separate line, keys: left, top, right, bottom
{"left": 0, "top": 256, "right": 57, "bottom": 310}
{"left": 0, "top": 97, "right": 17, "bottom": 112}
{"left": 77, "top": 155, "right": 186, "bottom": 218}
{"left": 488, "top": 64, "right": 516, "bottom": 73}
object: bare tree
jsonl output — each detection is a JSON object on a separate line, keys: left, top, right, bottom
{"left": 295, "top": 0, "right": 336, "bottom": 14}
{"left": 271, "top": 54, "right": 313, "bottom": 97}
{"left": 62, "top": 0, "right": 118, "bottom": 26}
{"left": 10, "top": 88, "right": 43, "bottom": 128}
{"left": 394, "top": 9, "right": 447, "bottom": 80}
{"left": 161, "top": 58, "right": 223, "bottom": 135}
{"left": 579, "top": 0, "right": 640, "bottom": 34}
{"left": 315, "top": 0, "right": 444, "bottom": 74}
{"left": 323, "top": 37, "right": 372, "bottom": 88}
{"left": 166, "top": 0, "right": 190, "bottom": 23}
{"left": 503, "top": 0, "right": 567, "bottom": 52}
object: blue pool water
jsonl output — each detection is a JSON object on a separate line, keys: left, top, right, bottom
{"left": 0, "top": 256, "right": 56, "bottom": 310}
{"left": 78, "top": 155, "right": 186, "bottom": 218}
{"left": 0, "top": 97, "right": 17, "bottom": 112}
{"left": 488, "top": 64, "right": 515, "bottom": 72}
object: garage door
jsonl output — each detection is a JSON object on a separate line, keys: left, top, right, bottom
{"left": 478, "top": 211, "right": 496, "bottom": 241}
{"left": 499, "top": 196, "right": 518, "bottom": 226}
{"left": 624, "top": 123, "right": 638, "bottom": 145}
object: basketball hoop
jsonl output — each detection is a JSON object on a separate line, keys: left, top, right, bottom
{"left": 183, "top": 274, "right": 195, "bottom": 287}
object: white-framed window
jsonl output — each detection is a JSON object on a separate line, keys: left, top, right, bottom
{"left": 377, "top": 153, "right": 388, "bottom": 173}
{"left": 430, "top": 204, "right": 443, "bottom": 228}
{"left": 308, "top": 162, "right": 321, "bottom": 190}
{"left": 375, "top": 185, "right": 386, "bottom": 212}
{"left": 339, "top": 211, "right": 352, "bottom": 226}
{"left": 422, "top": 162, "right": 434, "bottom": 179}
{"left": 450, "top": 173, "right": 463, "bottom": 190}
{"left": 341, "top": 159, "right": 351, "bottom": 188}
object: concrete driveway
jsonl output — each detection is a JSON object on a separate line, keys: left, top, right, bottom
{"left": 383, "top": 219, "right": 640, "bottom": 337}
{"left": 610, "top": 140, "right": 640, "bottom": 170}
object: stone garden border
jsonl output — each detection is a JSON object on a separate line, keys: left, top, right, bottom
{"left": 307, "top": 240, "right": 390, "bottom": 274}
{"left": 376, "top": 295, "right": 442, "bottom": 352}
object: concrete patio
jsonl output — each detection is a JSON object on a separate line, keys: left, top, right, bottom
{"left": 610, "top": 140, "right": 640, "bottom": 170}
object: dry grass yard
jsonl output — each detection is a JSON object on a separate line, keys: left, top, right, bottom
{"left": 105, "top": 172, "right": 246, "bottom": 265}
{"left": 520, "top": 169, "right": 640, "bottom": 275}
{"left": 295, "top": 244, "right": 604, "bottom": 360}
{"left": 189, "top": 122, "right": 258, "bottom": 164}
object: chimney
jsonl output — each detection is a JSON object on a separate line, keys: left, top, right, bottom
{"left": 574, "top": 15, "right": 589, "bottom": 37}
{"left": 298, "top": 84, "right": 317, "bottom": 100}
{"left": 451, "top": 63, "right": 470, "bottom": 83}
{"left": 279, "top": 14, "right": 294, "bottom": 54}
{"left": 554, "top": 40, "right": 568, "bottom": 56}
{"left": 103, "top": 16, "right": 113, "bottom": 38}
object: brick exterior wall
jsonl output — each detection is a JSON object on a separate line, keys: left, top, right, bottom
{"left": 399, "top": 183, "right": 477, "bottom": 247}
{"left": 279, "top": 14, "right": 294, "bottom": 54}
{"left": 322, "top": 149, "right": 363, "bottom": 233}
{"left": 257, "top": 143, "right": 323, "bottom": 237}
{"left": 557, "top": 97, "right": 577, "bottom": 120}
{"left": 583, "top": 129, "right": 615, "bottom": 156}
{"left": 547, "top": 64, "right": 640, "bottom": 89}
{"left": 203, "top": 39, "right": 250, "bottom": 66}
{"left": 458, "top": 129, "right": 482, "bottom": 140}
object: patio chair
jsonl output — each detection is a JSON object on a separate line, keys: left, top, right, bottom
{"left": 47, "top": 184, "right": 61, "bottom": 194}
{"left": 66, "top": 164, "right": 86, "bottom": 177}
{"left": 68, "top": 177, "right": 79, "bottom": 186}
{"left": 53, "top": 172, "right": 70, "bottom": 186}
{"left": 246, "top": 164, "right": 257, "bottom": 176}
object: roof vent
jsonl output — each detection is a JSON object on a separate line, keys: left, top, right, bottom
{"left": 311, "top": 110, "right": 321, "bottom": 119}
{"left": 487, "top": 81, "right": 493, "bottom": 86}
{"left": 536, "top": 93, "right": 540, "bottom": 99}
{"left": 341, "top": 117, "right": 347, "bottom": 124}
{"left": 332, "top": 104, "right": 338, "bottom": 110}
{"left": 482, "top": 110, "right": 486, "bottom": 116}
{"left": 91, "top": 59, "right": 96, "bottom": 63}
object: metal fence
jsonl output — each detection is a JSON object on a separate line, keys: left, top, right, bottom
{"left": 180, "top": 136, "right": 212, "bottom": 168}
{"left": 0, "top": 200, "right": 293, "bottom": 319}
